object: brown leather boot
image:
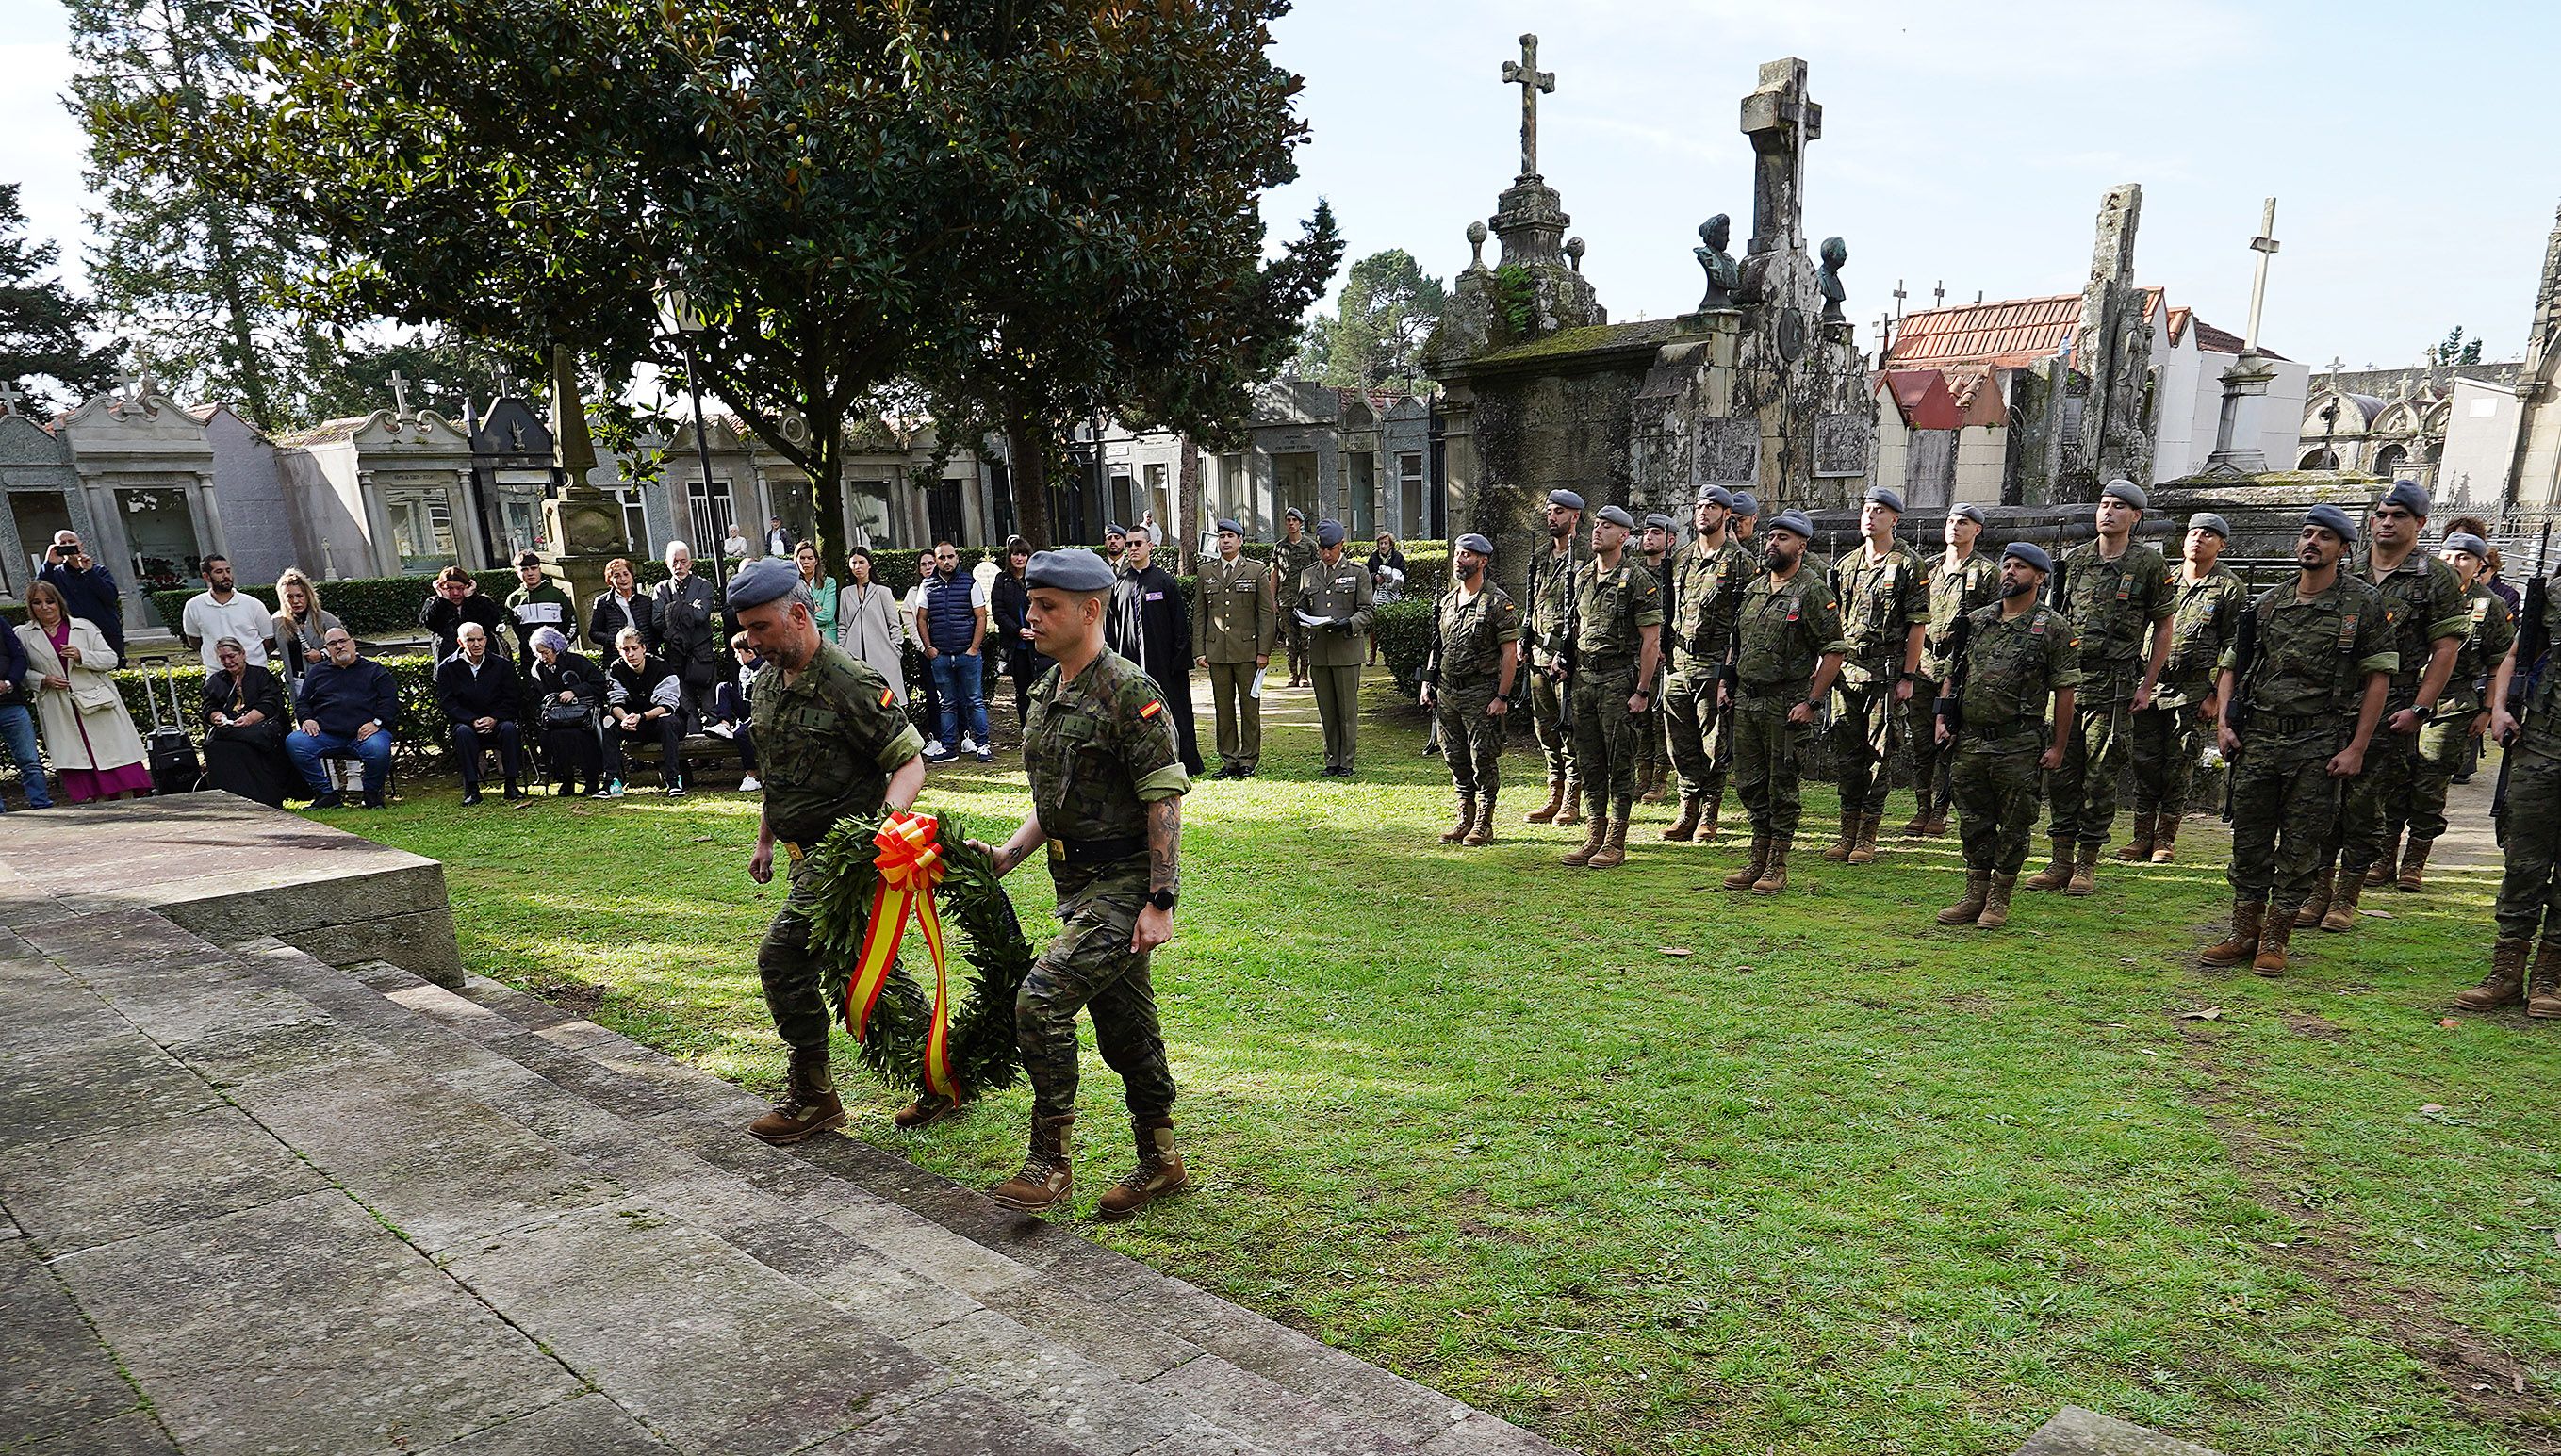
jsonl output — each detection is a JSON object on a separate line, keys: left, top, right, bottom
{"left": 1699, "top": 789, "right": 1724, "bottom": 843}
{"left": 892, "top": 1093, "right": 960, "bottom": 1129}
{"left": 2363, "top": 830, "right": 2402, "bottom": 887}
{"left": 1823, "top": 807, "right": 1859, "bottom": 861}
{"left": 2064, "top": 843, "right": 2099, "bottom": 896}
{"left": 748, "top": 1045, "right": 847, "bottom": 1145}
{"left": 1662, "top": 794, "right": 1703, "bottom": 842}
{"left": 1977, "top": 873, "right": 2019, "bottom": 929}
{"left": 2199, "top": 899, "right": 2265, "bottom": 967}
{"left": 1523, "top": 774, "right": 1566, "bottom": 825}
{"left": 1752, "top": 838, "right": 1792, "bottom": 894}
{"left": 1921, "top": 807, "right": 1950, "bottom": 837}
{"left": 2114, "top": 812, "right": 2156, "bottom": 862}
{"left": 1847, "top": 810, "right": 1881, "bottom": 864}
{"left": 1464, "top": 795, "right": 1496, "bottom": 846}
{"left": 1589, "top": 809, "right": 1632, "bottom": 869}
{"left": 987, "top": 1113, "right": 1075, "bottom": 1211}
{"left": 2252, "top": 906, "right": 2297, "bottom": 975}
{"left": 2149, "top": 813, "right": 2180, "bottom": 863}
{"left": 2025, "top": 841, "right": 2073, "bottom": 892}
{"left": 1640, "top": 763, "right": 1668, "bottom": 805}
{"left": 2396, "top": 838, "right": 2433, "bottom": 892}
{"left": 2294, "top": 869, "right": 2335, "bottom": 928}
{"left": 1096, "top": 1121, "right": 1190, "bottom": 1221}
{"left": 2528, "top": 941, "right": 2561, "bottom": 1019}
{"left": 2454, "top": 938, "right": 2532, "bottom": 1010}
{"left": 1561, "top": 810, "right": 1608, "bottom": 866}
{"left": 1898, "top": 807, "right": 1930, "bottom": 837}
{"left": 1440, "top": 793, "right": 1474, "bottom": 843}
{"left": 2320, "top": 873, "right": 2366, "bottom": 932}
{"left": 1724, "top": 832, "right": 1770, "bottom": 890}
{"left": 1938, "top": 871, "right": 1991, "bottom": 924}
{"left": 1557, "top": 776, "right": 1585, "bottom": 826}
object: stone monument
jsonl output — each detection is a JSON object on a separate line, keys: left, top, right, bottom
{"left": 2202, "top": 198, "right": 2281, "bottom": 476}
{"left": 538, "top": 343, "right": 629, "bottom": 613}
{"left": 2058, "top": 184, "right": 2157, "bottom": 497}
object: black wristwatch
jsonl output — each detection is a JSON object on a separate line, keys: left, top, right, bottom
{"left": 1148, "top": 888, "right": 1178, "bottom": 913}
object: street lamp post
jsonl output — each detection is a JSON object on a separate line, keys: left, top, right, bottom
{"left": 658, "top": 279, "right": 731, "bottom": 616}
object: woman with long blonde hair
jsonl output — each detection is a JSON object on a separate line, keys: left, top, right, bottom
{"left": 271, "top": 567, "right": 345, "bottom": 690}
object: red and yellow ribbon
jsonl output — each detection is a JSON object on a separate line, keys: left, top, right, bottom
{"left": 843, "top": 811, "right": 957, "bottom": 1099}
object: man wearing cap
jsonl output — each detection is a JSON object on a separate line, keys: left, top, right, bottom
{"left": 2400, "top": 532, "right": 2515, "bottom": 892}
{"left": 1519, "top": 489, "right": 1587, "bottom": 826}
{"left": 502, "top": 551, "right": 580, "bottom": 660}
{"left": 2119, "top": 514, "right": 2248, "bottom": 865}
{"left": 1633, "top": 513, "right": 1680, "bottom": 804}
{"left": 1825, "top": 485, "right": 1928, "bottom": 864}
{"left": 1192, "top": 518, "right": 1275, "bottom": 778}
{"left": 1272, "top": 509, "right": 1319, "bottom": 687}
{"left": 970, "top": 548, "right": 1192, "bottom": 1219}
{"left": 735, "top": 556, "right": 928, "bottom": 1145}
{"left": 2201, "top": 506, "right": 2393, "bottom": 975}
{"left": 1729, "top": 492, "right": 1760, "bottom": 548}
{"left": 2027, "top": 480, "right": 2175, "bottom": 897}
{"left": 1903, "top": 503, "right": 2001, "bottom": 838}
{"left": 1935, "top": 542, "right": 2079, "bottom": 929}
{"left": 1560, "top": 504, "right": 1665, "bottom": 868}
{"left": 1421, "top": 533, "right": 1520, "bottom": 845}
{"left": 1662, "top": 485, "right": 1753, "bottom": 843}
{"left": 1720, "top": 510, "right": 1847, "bottom": 894}
{"left": 1296, "top": 519, "right": 1375, "bottom": 776}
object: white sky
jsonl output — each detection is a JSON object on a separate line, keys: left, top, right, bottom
{"left": 6, "top": 0, "right": 2554, "bottom": 372}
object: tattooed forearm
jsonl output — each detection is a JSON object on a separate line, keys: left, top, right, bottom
{"left": 1146, "top": 796, "right": 1182, "bottom": 896}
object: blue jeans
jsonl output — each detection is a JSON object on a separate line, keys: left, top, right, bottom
{"left": 931, "top": 651, "right": 987, "bottom": 747}
{"left": 0, "top": 700, "right": 50, "bottom": 809}
{"left": 287, "top": 728, "right": 393, "bottom": 796}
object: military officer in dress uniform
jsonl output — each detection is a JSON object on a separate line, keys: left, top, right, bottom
{"left": 1934, "top": 542, "right": 2079, "bottom": 930}
{"left": 1902, "top": 502, "right": 2000, "bottom": 838}
{"left": 1560, "top": 505, "right": 1665, "bottom": 869}
{"left": 1192, "top": 518, "right": 1276, "bottom": 779}
{"left": 1420, "top": 532, "right": 1520, "bottom": 846}
{"left": 1720, "top": 511, "right": 1847, "bottom": 895}
{"left": 1662, "top": 485, "right": 1753, "bottom": 843}
{"left": 1519, "top": 489, "right": 1586, "bottom": 826}
{"left": 1297, "top": 519, "right": 1375, "bottom": 777}
{"left": 1825, "top": 485, "right": 1928, "bottom": 865}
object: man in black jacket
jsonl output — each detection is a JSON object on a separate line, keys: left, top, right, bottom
{"left": 587, "top": 556, "right": 659, "bottom": 656}
{"left": 653, "top": 541, "right": 721, "bottom": 721}
{"left": 1107, "top": 532, "right": 1202, "bottom": 773}
{"left": 419, "top": 565, "right": 511, "bottom": 663}
{"left": 435, "top": 622, "right": 526, "bottom": 804}
{"left": 38, "top": 532, "right": 124, "bottom": 664}
{"left": 286, "top": 627, "right": 401, "bottom": 809}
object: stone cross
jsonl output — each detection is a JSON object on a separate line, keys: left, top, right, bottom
{"left": 2242, "top": 197, "right": 2279, "bottom": 353}
{"left": 1892, "top": 279, "right": 1907, "bottom": 320}
{"left": 1739, "top": 57, "right": 1820, "bottom": 255}
{"left": 1932, "top": 280, "right": 1945, "bottom": 308}
{"left": 0, "top": 379, "right": 22, "bottom": 416}
{"left": 1500, "top": 34, "right": 1554, "bottom": 179}
{"left": 389, "top": 370, "right": 413, "bottom": 421}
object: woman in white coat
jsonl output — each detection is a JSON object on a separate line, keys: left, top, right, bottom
{"left": 16, "top": 581, "right": 151, "bottom": 802}
{"left": 834, "top": 547, "right": 911, "bottom": 705}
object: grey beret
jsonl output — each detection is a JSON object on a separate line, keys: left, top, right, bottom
{"left": 1214, "top": 517, "right": 1242, "bottom": 534}
{"left": 1455, "top": 532, "right": 1495, "bottom": 555}
{"left": 1546, "top": 489, "right": 1585, "bottom": 512}
{"left": 1315, "top": 519, "right": 1347, "bottom": 548}
{"left": 725, "top": 556, "right": 802, "bottom": 609}
{"left": 1596, "top": 504, "right": 1636, "bottom": 530}
{"left": 2306, "top": 503, "right": 2359, "bottom": 544}
{"left": 2100, "top": 479, "right": 2148, "bottom": 513}
{"left": 1643, "top": 513, "right": 1675, "bottom": 531}
{"left": 2443, "top": 532, "right": 2490, "bottom": 559}
{"left": 2380, "top": 479, "right": 2431, "bottom": 517}
{"left": 1949, "top": 502, "right": 1985, "bottom": 526}
{"left": 2002, "top": 541, "right": 2054, "bottom": 573}
{"left": 1284, "top": 506, "right": 1305, "bottom": 522}
{"left": 1729, "top": 491, "right": 1761, "bottom": 516}
{"left": 2186, "top": 513, "right": 2232, "bottom": 539}
{"left": 1864, "top": 485, "right": 1905, "bottom": 513}
{"left": 1766, "top": 510, "right": 1814, "bottom": 540}
{"left": 1105, "top": 522, "right": 1127, "bottom": 538}
{"left": 1696, "top": 484, "right": 1735, "bottom": 509}
{"left": 1025, "top": 548, "right": 1117, "bottom": 594}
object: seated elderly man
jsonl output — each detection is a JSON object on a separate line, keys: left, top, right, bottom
{"left": 435, "top": 621, "right": 528, "bottom": 805}
{"left": 286, "top": 626, "right": 401, "bottom": 809}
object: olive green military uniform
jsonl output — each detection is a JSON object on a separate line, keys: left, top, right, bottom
{"left": 2333, "top": 548, "right": 2468, "bottom": 880}
{"left": 1829, "top": 541, "right": 1929, "bottom": 821}
{"left": 2226, "top": 579, "right": 2396, "bottom": 913}
{"left": 1732, "top": 570, "right": 1847, "bottom": 842}
{"left": 2493, "top": 657, "right": 2561, "bottom": 945}
{"left": 1019, "top": 648, "right": 1191, "bottom": 1123}
{"left": 2126, "top": 564, "right": 2247, "bottom": 821}
{"left": 1519, "top": 543, "right": 1583, "bottom": 785}
{"left": 1664, "top": 533, "right": 1754, "bottom": 804}
{"left": 1632, "top": 554, "right": 1675, "bottom": 784}
{"left": 1948, "top": 603, "right": 2082, "bottom": 875}
{"left": 1433, "top": 581, "right": 1521, "bottom": 806}
{"left": 2408, "top": 581, "right": 2514, "bottom": 848}
{"left": 1192, "top": 554, "right": 1276, "bottom": 774}
{"left": 2045, "top": 539, "right": 2174, "bottom": 852}
{"left": 1297, "top": 554, "right": 1375, "bottom": 773}
{"left": 1272, "top": 534, "right": 1319, "bottom": 682}
{"left": 751, "top": 642, "right": 928, "bottom": 1050}
{"left": 1905, "top": 549, "right": 2001, "bottom": 819}
{"left": 1567, "top": 555, "right": 1665, "bottom": 820}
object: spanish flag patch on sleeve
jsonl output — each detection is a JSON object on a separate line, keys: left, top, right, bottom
{"left": 878, "top": 686, "right": 895, "bottom": 708}
{"left": 1140, "top": 699, "right": 1164, "bottom": 720}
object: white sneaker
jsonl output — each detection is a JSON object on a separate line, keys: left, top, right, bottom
{"left": 925, "top": 740, "right": 946, "bottom": 758}
{"left": 960, "top": 735, "right": 979, "bottom": 754}
{"left": 738, "top": 775, "right": 763, "bottom": 792}
{"left": 704, "top": 721, "right": 736, "bottom": 740}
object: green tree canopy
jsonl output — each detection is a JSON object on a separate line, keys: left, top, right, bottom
{"left": 2429, "top": 326, "right": 2487, "bottom": 368}
{"left": 1294, "top": 249, "right": 1444, "bottom": 392}
{"left": 0, "top": 183, "right": 121, "bottom": 415}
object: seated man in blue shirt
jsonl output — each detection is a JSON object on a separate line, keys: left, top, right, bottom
{"left": 286, "top": 626, "right": 401, "bottom": 809}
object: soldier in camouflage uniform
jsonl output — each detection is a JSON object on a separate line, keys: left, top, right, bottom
{"left": 1662, "top": 485, "right": 1753, "bottom": 843}
{"left": 1719, "top": 511, "right": 1847, "bottom": 895}
{"left": 1901, "top": 503, "right": 2000, "bottom": 839}
{"left": 732, "top": 558, "right": 929, "bottom": 1145}
{"left": 1826, "top": 485, "right": 1928, "bottom": 865}
{"left": 2200, "top": 506, "right": 2395, "bottom": 976}
{"left": 1272, "top": 508, "right": 1319, "bottom": 688}
{"left": 2028, "top": 480, "right": 2175, "bottom": 897}
{"left": 975, "top": 548, "right": 1193, "bottom": 1219}
{"left": 1561, "top": 505, "right": 1665, "bottom": 869}
{"left": 1632, "top": 514, "right": 1678, "bottom": 805}
{"left": 2401, "top": 532, "right": 2516, "bottom": 891}
{"left": 1934, "top": 542, "right": 2079, "bottom": 930}
{"left": 2454, "top": 567, "right": 2560, "bottom": 1017}
{"left": 1519, "top": 489, "right": 1587, "bottom": 826}
{"left": 2121, "top": 514, "right": 2247, "bottom": 864}
{"left": 1420, "top": 532, "right": 1520, "bottom": 847}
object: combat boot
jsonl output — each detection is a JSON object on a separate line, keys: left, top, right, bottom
{"left": 1847, "top": 810, "right": 1880, "bottom": 864}
{"left": 2320, "top": 873, "right": 2366, "bottom": 933}
{"left": 1937, "top": 871, "right": 1991, "bottom": 925}
{"left": 1662, "top": 794, "right": 1703, "bottom": 842}
{"left": 1751, "top": 838, "right": 1792, "bottom": 895}
{"left": 1561, "top": 810, "right": 1608, "bottom": 867}
{"left": 2396, "top": 838, "right": 2434, "bottom": 892}
{"left": 1897, "top": 806, "right": 1931, "bottom": 837}
{"left": 1557, "top": 776, "right": 1586, "bottom": 827}
{"left": 1589, "top": 809, "right": 1632, "bottom": 869}
{"left": 892, "top": 1093, "right": 960, "bottom": 1129}
{"left": 2454, "top": 938, "right": 2531, "bottom": 1010}
{"left": 2364, "top": 829, "right": 2402, "bottom": 887}
{"left": 2114, "top": 812, "right": 2157, "bottom": 862}
{"left": 1640, "top": 763, "right": 1668, "bottom": 805}
{"left": 2199, "top": 899, "right": 2265, "bottom": 967}
{"left": 2252, "top": 906, "right": 2297, "bottom": 975}
{"left": 987, "top": 1113, "right": 1075, "bottom": 1212}
{"left": 1523, "top": 775, "right": 1566, "bottom": 825}
{"left": 2528, "top": 941, "right": 2561, "bottom": 1019}
{"left": 2294, "top": 869, "right": 2335, "bottom": 928}
{"left": 1465, "top": 796, "right": 1497, "bottom": 846}
{"left": 1924, "top": 806, "right": 1951, "bottom": 837}
{"left": 1699, "top": 789, "right": 1724, "bottom": 843}
{"left": 1724, "top": 833, "right": 1770, "bottom": 890}
{"left": 2150, "top": 813, "right": 2181, "bottom": 863}
{"left": 747, "top": 1045, "right": 847, "bottom": 1145}
{"left": 1823, "top": 807, "right": 1859, "bottom": 861}
{"left": 2025, "top": 841, "right": 2074, "bottom": 892}
{"left": 1096, "top": 1121, "right": 1190, "bottom": 1221}
{"left": 2064, "top": 843, "right": 2099, "bottom": 896}
{"left": 1977, "top": 873, "right": 2019, "bottom": 929}
{"left": 1440, "top": 793, "right": 1475, "bottom": 843}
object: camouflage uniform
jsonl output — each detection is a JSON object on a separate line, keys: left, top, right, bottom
{"left": 2126, "top": 564, "right": 2247, "bottom": 820}
{"left": 1567, "top": 554, "right": 1665, "bottom": 820}
{"left": 1019, "top": 649, "right": 1191, "bottom": 1122}
{"left": 1432, "top": 581, "right": 1521, "bottom": 805}
{"left": 1663, "top": 532, "right": 1754, "bottom": 803}
{"left": 2337, "top": 548, "right": 2468, "bottom": 878}
{"left": 1905, "top": 549, "right": 2001, "bottom": 820}
{"left": 1948, "top": 603, "right": 2082, "bottom": 875}
{"left": 2226, "top": 579, "right": 2396, "bottom": 912}
{"left": 1731, "top": 569, "right": 1847, "bottom": 842}
{"left": 1272, "top": 534, "right": 1319, "bottom": 682}
{"left": 2493, "top": 660, "right": 2561, "bottom": 945}
{"left": 751, "top": 642, "right": 928, "bottom": 1051}
{"left": 1829, "top": 541, "right": 1929, "bottom": 822}
{"left": 2408, "top": 581, "right": 2514, "bottom": 847}
{"left": 2044, "top": 539, "right": 2174, "bottom": 853}
{"left": 1632, "top": 553, "right": 1675, "bottom": 785}
{"left": 1519, "top": 542, "right": 1583, "bottom": 786}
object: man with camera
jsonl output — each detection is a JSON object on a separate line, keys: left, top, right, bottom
{"left": 39, "top": 532, "right": 124, "bottom": 666}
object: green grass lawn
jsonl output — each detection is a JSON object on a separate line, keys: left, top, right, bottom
{"left": 337, "top": 674, "right": 2557, "bottom": 1456}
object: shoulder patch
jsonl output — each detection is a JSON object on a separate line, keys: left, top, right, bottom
{"left": 1139, "top": 699, "right": 1164, "bottom": 720}
{"left": 879, "top": 686, "right": 895, "bottom": 708}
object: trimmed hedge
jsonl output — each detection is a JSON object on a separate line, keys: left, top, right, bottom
{"left": 1375, "top": 599, "right": 1436, "bottom": 700}
{"left": 113, "top": 655, "right": 448, "bottom": 763}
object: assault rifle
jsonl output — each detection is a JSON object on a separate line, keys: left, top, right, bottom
{"left": 1550, "top": 551, "right": 1582, "bottom": 736}
{"left": 2493, "top": 574, "right": 2550, "bottom": 844}
{"left": 2218, "top": 591, "right": 2268, "bottom": 823}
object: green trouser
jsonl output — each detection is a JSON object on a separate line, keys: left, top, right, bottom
{"left": 1312, "top": 663, "right": 1361, "bottom": 771}
{"left": 2227, "top": 729, "right": 2347, "bottom": 910}
{"left": 1951, "top": 724, "right": 2045, "bottom": 874}
{"left": 1282, "top": 614, "right": 1309, "bottom": 680}
{"left": 1633, "top": 690, "right": 1666, "bottom": 775}
{"left": 1830, "top": 670, "right": 1900, "bottom": 818}
{"left": 2494, "top": 742, "right": 2561, "bottom": 941}
{"left": 756, "top": 847, "right": 836, "bottom": 1052}
{"left": 1205, "top": 660, "right": 1263, "bottom": 771}
{"left": 1017, "top": 885, "right": 1175, "bottom": 1122}
{"left": 1436, "top": 689, "right": 1506, "bottom": 802}
{"left": 1732, "top": 695, "right": 1812, "bottom": 839}
{"left": 2125, "top": 700, "right": 2208, "bottom": 817}
{"left": 1568, "top": 659, "right": 1640, "bottom": 819}
{"left": 1904, "top": 680, "right": 1949, "bottom": 814}
{"left": 2337, "top": 726, "right": 2422, "bottom": 875}
{"left": 1662, "top": 664, "right": 1729, "bottom": 802}
{"left": 2406, "top": 707, "right": 2480, "bottom": 844}
{"left": 2045, "top": 668, "right": 2134, "bottom": 849}
{"left": 1528, "top": 671, "right": 1574, "bottom": 779}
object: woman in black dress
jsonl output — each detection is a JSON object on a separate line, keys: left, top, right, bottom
{"left": 200, "top": 637, "right": 293, "bottom": 806}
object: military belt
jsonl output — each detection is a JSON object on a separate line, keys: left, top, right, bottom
{"left": 2257, "top": 712, "right": 2336, "bottom": 736}
{"left": 1048, "top": 834, "right": 1147, "bottom": 867}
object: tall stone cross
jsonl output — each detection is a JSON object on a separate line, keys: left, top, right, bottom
{"left": 0, "top": 379, "right": 22, "bottom": 416}
{"left": 1500, "top": 34, "right": 1554, "bottom": 179}
{"left": 1739, "top": 58, "right": 1820, "bottom": 256}
{"left": 2242, "top": 197, "right": 2279, "bottom": 353}
{"left": 388, "top": 369, "right": 413, "bottom": 422}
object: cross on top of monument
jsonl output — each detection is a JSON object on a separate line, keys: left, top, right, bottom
{"left": 1739, "top": 58, "right": 1820, "bottom": 256}
{"left": 1501, "top": 34, "right": 1555, "bottom": 180}
{"left": 389, "top": 370, "right": 413, "bottom": 422}
{"left": 0, "top": 379, "right": 22, "bottom": 416}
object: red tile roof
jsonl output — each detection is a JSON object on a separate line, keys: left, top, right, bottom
{"left": 1880, "top": 369, "right": 1962, "bottom": 431}
{"left": 1889, "top": 287, "right": 2282, "bottom": 368}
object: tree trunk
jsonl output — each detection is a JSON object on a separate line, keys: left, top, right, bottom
{"left": 1177, "top": 437, "right": 1202, "bottom": 574}
{"left": 1005, "top": 416, "right": 1053, "bottom": 550}
{"left": 807, "top": 405, "right": 844, "bottom": 572}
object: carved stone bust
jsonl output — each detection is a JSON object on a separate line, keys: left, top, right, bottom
{"left": 1817, "top": 236, "right": 1848, "bottom": 321}
{"left": 1695, "top": 215, "right": 1741, "bottom": 311}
